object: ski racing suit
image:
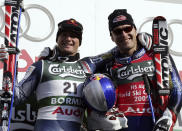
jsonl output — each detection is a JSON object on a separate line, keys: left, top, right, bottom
{"left": 84, "top": 44, "right": 182, "bottom": 131}
{"left": 14, "top": 47, "right": 96, "bottom": 131}
{"left": 14, "top": 43, "right": 182, "bottom": 131}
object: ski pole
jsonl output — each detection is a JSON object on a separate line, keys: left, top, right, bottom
{"left": 143, "top": 74, "right": 156, "bottom": 124}
{"left": 0, "top": 0, "right": 23, "bottom": 131}
{"left": 8, "top": 2, "right": 23, "bottom": 131}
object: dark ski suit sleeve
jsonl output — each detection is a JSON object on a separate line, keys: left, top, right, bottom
{"left": 14, "top": 60, "right": 42, "bottom": 105}
{"left": 81, "top": 46, "right": 117, "bottom": 74}
{"left": 168, "top": 55, "right": 182, "bottom": 121}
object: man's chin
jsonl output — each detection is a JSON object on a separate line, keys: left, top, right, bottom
{"left": 62, "top": 47, "right": 73, "bottom": 52}
{"left": 61, "top": 50, "right": 74, "bottom": 56}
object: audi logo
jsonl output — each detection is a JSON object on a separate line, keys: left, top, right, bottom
{"left": 0, "top": 3, "right": 55, "bottom": 42}
{"left": 0, "top": 4, "right": 182, "bottom": 56}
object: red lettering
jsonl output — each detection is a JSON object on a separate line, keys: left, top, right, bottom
{"left": 65, "top": 109, "right": 73, "bottom": 115}
{"left": 18, "top": 49, "right": 33, "bottom": 72}
{"left": 52, "top": 107, "right": 82, "bottom": 117}
{"left": 73, "top": 109, "right": 82, "bottom": 117}
{"left": 52, "top": 107, "right": 64, "bottom": 115}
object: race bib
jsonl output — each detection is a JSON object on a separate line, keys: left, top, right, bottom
{"left": 117, "top": 82, "right": 151, "bottom": 116}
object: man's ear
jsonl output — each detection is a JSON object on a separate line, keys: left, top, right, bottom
{"left": 110, "top": 32, "right": 114, "bottom": 42}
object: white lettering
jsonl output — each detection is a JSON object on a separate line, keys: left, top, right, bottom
{"left": 51, "top": 97, "right": 83, "bottom": 106}
{"left": 48, "top": 64, "right": 85, "bottom": 78}
{"left": 11, "top": 104, "right": 36, "bottom": 122}
{"left": 124, "top": 107, "right": 152, "bottom": 114}
{"left": 58, "top": 97, "right": 65, "bottom": 104}
{"left": 51, "top": 98, "right": 57, "bottom": 104}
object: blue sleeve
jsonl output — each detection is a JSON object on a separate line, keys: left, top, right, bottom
{"left": 14, "top": 60, "right": 43, "bottom": 105}
{"left": 168, "top": 55, "right": 182, "bottom": 115}
{"left": 81, "top": 46, "right": 118, "bottom": 74}
{"left": 79, "top": 57, "right": 97, "bottom": 74}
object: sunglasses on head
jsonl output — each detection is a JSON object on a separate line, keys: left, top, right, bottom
{"left": 113, "top": 26, "right": 133, "bottom": 35}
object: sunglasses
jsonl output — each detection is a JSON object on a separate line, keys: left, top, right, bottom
{"left": 113, "top": 26, "right": 133, "bottom": 35}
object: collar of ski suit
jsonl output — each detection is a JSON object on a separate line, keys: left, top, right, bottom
{"left": 114, "top": 47, "right": 146, "bottom": 64}
{"left": 50, "top": 46, "right": 80, "bottom": 62}
{"left": 57, "top": 53, "right": 80, "bottom": 62}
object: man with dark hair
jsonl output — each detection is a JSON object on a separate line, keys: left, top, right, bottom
{"left": 86, "top": 9, "right": 182, "bottom": 131}
{"left": 0, "top": 18, "right": 94, "bottom": 131}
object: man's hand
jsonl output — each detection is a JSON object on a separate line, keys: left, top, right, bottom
{"left": 153, "top": 108, "right": 174, "bottom": 131}
{"left": 137, "top": 32, "right": 153, "bottom": 51}
{"left": 0, "top": 44, "right": 8, "bottom": 61}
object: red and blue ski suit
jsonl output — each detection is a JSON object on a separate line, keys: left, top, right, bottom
{"left": 84, "top": 45, "right": 182, "bottom": 131}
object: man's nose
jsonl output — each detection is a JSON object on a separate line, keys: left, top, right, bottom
{"left": 65, "top": 35, "right": 72, "bottom": 40}
{"left": 121, "top": 30, "right": 128, "bottom": 37}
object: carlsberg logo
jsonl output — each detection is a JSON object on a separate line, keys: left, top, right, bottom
{"left": 118, "top": 62, "right": 155, "bottom": 80}
{"left": 48, "top": 64, "right": 86, "bottom": 78}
